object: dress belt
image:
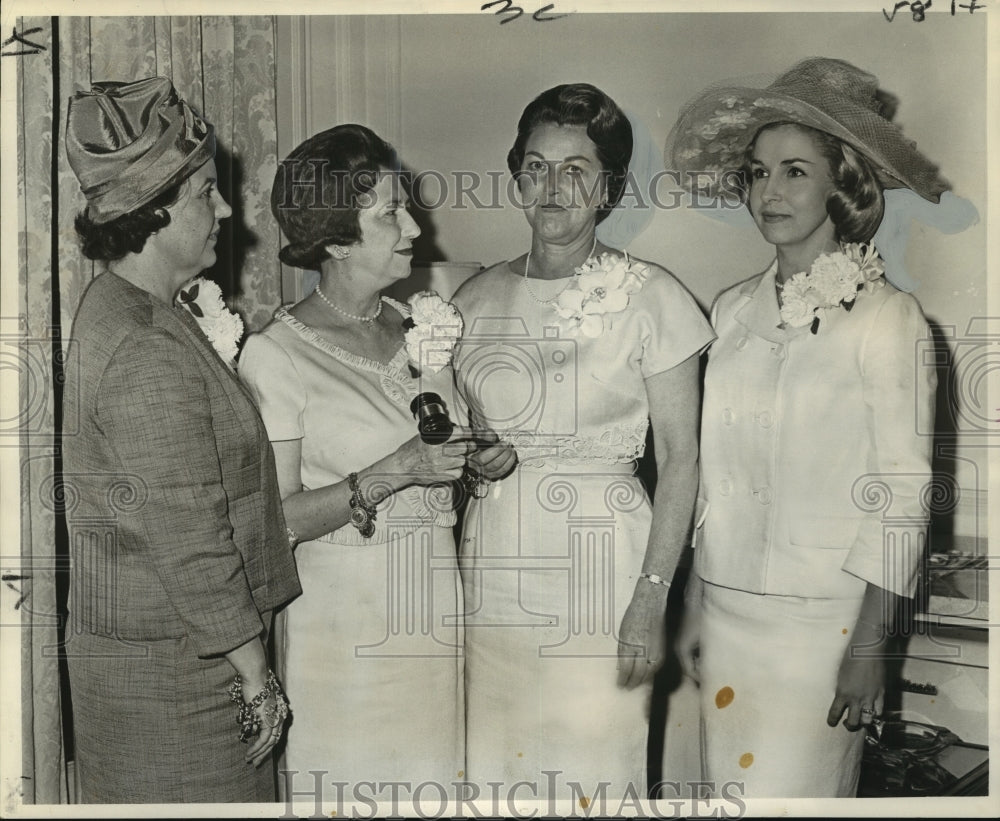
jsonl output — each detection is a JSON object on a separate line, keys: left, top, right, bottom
{"left": 515, "top": 459, "right": 637, "bottom": 475}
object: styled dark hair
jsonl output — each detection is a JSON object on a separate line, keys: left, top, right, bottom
{"left": 742, "top": 122, "right": 885, "bottom": 243}
{"left": 74, "top": 182, "right": 184, "bottom": 262}
{"left": 271, "top": 124, "right": 399, "bottom": 270}
{"left": 506, "top": 83, "right": 632, "bottom": 224}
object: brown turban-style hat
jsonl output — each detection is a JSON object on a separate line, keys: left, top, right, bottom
{"left": 66, "top": 77, "right": 215, "bottom": 224}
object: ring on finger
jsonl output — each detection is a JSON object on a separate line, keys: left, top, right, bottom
{"left": 860, "top": 706, "right": 875, "bottom": 716}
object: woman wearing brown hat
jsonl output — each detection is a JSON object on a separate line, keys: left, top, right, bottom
{"left": 63, "top": 77, "right": 300, "bottom": 802}
{"left": 666, "top": 57, "right": 942, "bottom": 797}
{"left": 238, "top": 124, "right": 482, "bottom": 790}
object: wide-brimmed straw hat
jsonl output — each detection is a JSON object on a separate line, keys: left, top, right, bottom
{"left": 66, "top": 77, "right": 215, "bottom": 224}
{"left": 665, "top": 57, "right": 948, "bottom": 202}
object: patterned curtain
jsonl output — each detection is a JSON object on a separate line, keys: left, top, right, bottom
{"left": 15, "top": 14, "right": 282, "bottom": 805}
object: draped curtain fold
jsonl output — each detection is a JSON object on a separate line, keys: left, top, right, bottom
{"left": 16, "top": 14, "right": 282, "bottom": 804}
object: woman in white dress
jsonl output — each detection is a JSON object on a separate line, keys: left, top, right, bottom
{"left": 452, "top": 83, "right": 715, "bottom": 801}
{"left": 239, "top": 124, "right": 474, "bottom": 792}
{"left": 666, "top": 57, "right": 944, "bottom": 797}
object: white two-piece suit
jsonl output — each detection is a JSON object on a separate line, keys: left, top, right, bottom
{"left": 694, "top": 261, "right": 936, "bottom": 797}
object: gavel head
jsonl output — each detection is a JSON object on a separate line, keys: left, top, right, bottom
{"left": 410, "top": 392, "right": 454, "bottom": 444}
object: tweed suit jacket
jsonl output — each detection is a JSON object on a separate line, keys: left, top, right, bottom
{"left": 64, "top": 272, "right": 300, "bottom": 657}
{"left": 696, "top": 261, "right": 936, "bottom": 600}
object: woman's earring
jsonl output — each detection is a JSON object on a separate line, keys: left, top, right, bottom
{"left": 332, "top": 246, "right": 352, "bottom": 260}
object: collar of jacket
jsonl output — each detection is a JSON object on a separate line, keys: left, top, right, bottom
{"left": 733, "top": 260, "right": 786, "bottom": 344}
{"left": 104, "top": 271, "right": 255, "bottom": 400}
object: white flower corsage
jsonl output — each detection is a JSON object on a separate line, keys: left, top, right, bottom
{"left": 778, "top": 242, "right": 885, "bottom": 334}
{"left": 176, "top": 277, "right": 245, "bottom": 368}
{"left": 552, "top": 252, "right": 649, "bottom": 338}
{"left": 403, "top": 291, "right": 464, "bottom": 374}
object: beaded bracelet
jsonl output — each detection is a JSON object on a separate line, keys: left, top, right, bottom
{"left": 228, "top": 669, "right": 289, "bottom": 743}
{"left": 461, "top": 466, "right": 490, "bottom": 499}
{"left": 348, "top": 472, "right": 377, "bottom": 538}
{"left": 640, "top": 572, "right": 671, "bottom": 588}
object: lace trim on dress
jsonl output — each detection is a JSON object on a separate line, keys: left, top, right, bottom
{"left": 401, "top": 484, "right": 457, "bottom": 526}
{"left": 275, "top": 303, "right": 415, "bottom": 408}
{"left": 503, "top": 419, "right": 649, "bottom": 466}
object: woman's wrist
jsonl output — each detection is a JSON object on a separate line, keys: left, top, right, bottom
{"left": 239, "top": 672, "right": 268, "bottom": 692}
{"left": 347, "top": 472, "right": 378, "bottom": 538}
{"left": 232, "top": 669, "right": 275, "bottom": 701}
{"left": 228, "top": 669, "right": 289, "bottom": 743}
{"left": 224, "top": 637, "right": 268, "bottom": 692}
{"left": 640, "top": 571, "right": 672, "bottom": 589}
{"left": 359, "top": 456, "right": 408, "bottom": 502}
{"left": 635, "top": 574, "right": 672, "bottom": 602}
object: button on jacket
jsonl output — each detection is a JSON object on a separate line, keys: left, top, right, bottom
{"left": 696, "top": 262, "right": 936, "bottom": 599}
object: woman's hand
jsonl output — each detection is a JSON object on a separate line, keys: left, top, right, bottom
{"left": 826, "top": 620, "right": 886, "bottom": 732}
{"left": 274, "top": 428, "right": 476, "bottom": 541}
{"left": 465, "top": 429, "right": 518, "bottom": 481}
{"left": 617, "top": 355, "right": 700, "bottom": 690}
{"left": 390, "top": 429, "right": 474, "bottom": 487}
{"left": 225, "top": 639, "right": 288, "bottom": 767}
{"left": 616, "top": 581, "right": 669, "bottom": 690}
{"left": 242, "top": 679, "right": 289, "bottom": 767}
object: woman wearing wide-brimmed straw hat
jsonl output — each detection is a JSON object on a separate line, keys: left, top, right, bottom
{"left": 63, "top": 77, "right": 300, "bottom": 802}
{"left": 665, "top": 57, "right": 943, "bottom": 797}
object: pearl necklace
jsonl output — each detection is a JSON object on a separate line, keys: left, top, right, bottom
{"left": 522, "top": 236, "right": 598, "bottom": 305}
{"left": 315, "top": 285, "right": 383, "bottom": 323}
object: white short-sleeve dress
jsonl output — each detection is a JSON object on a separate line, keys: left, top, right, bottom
{"left": 239, "top": 300, "right": 464, "bottom": 790}
{"left": 451, "top": 257, "right": 714, "bottom": 800}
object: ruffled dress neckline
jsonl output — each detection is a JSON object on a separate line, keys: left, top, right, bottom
{"left": 274, "top": 297, "right": 410, "bottom": 375}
